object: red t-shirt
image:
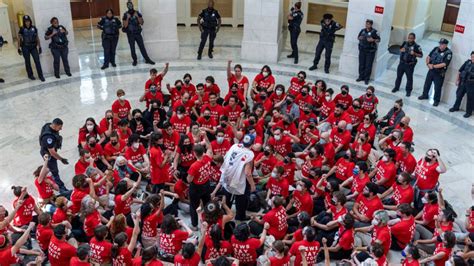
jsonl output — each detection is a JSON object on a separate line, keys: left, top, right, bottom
{"left": 269, "top": 255, "right": 291, "bottom": 266}
{"left": 13, "top": 196, "right": 35, "bottom": 226}
{"left": 74, "top": 159, "right": 96, "bottom": 175}
{"left": 356, "top": 194, "right": 383, "bottom": 220}
{"left": 320, "top": 100, "right": 335, "bottom": 118}
{"left": 288, "top": 77, "right": 305, "bottom": 96}
{"left": 300, "top": 156, "right": 323, "bottom": 178}
{"left": 223, "top": 104, "right": 242, "bottom": 123}
{"left": 70, "top": 188, "right": 88, "bottom": 214}
{"left": 174, "top": 253, "right": 200, "bottom": 266}
{"left": 112, "top": 247, "right": 132, "bottom": 266}
{"left": 330, "top": 128, "right": 352, "bottom": 150}
{"left": 375, "top": 161, "right": 397, "bottom": 188}
{"left": 334, "top": 93, "right": 353, "bottom": 109}
{"left": 48, "top": 236, "right": 77, "bottom": 266}
{"left": 347, "top": 106, "right": 365, "bottom": 125}
{"left": 414, "top": 160, "right": 440, "bottom": 190}
{"left": 323, "top": 142, "right": 336, "bottom": 166}
{"left": 391, "top": 184, "right": 414, "bottom": 205}
{"left": 300, "top": 126, "right": 319, "bottom": 146}
{"left": 433, "top": 246, "right": 451, "bottom": 266}
{"left": 422, "top": 203, "right": 440, "bottom": 229}
{"left": 142, "top": 91, "right": 164, "bottom": 108}
{"left": 84, "top": 210, "right": 101, "bottom": 237}
{"left": 290, "top": 240, "right": 320, "bottom": 266}
{"left": 263, "top": 206, "right": 288, "bottom": 240}
{"left": 103, "top": 140, "right": 126, "bottom": 158}
{"left": 159, "top": 229, "right": 189, "bottom": 254}
{"left": 170, "top": 115, "right": 191, "bottom": 134}
{"left": 268, "top": 136, "right": 292, "bottom": 156}
{"left": 204, "top": 237, "right": 232, "bottom": 260}
{"left": 266, "top": 177, "right": 290, "bottom": 198}
{"left": 114, "top": 194, "right": 133, "bottom": 216}
{"left": 90, "top": 237, "right": 113, "bottom": 264}
{"left": 358, "top": 94, "right": 379, "bottom": 114}
{"left": 150, "top": 146, "right": 170, "bottom": 185}
{"left": 334, "top": 158, "right": 355, "bottom": 181}
{"left": 188, "top": 155, "right": 212, "bottom": 185}
{"left": 293, "top": 191, "right": 313, "bottom": 216}
{"left": 162, "top": 130, "right": 180, "bottom": 151}
{"left": 35, "top": 175, "right": 55, "bottom": 200}
{"left": 201, "top": 103, "right": 225, "bottom": 122}
{"left": 396, "top": 125, "right": 414, "bottom": 143}
{"left": 70, "top": 257, "right": 90, "bottom": 266}
{"left": 357, "top": 123, "right": 377, "bottom": 143}
{"left": 351, "top": 174, "right": 370, "bottom": 194}
{"left": 338, "top": 227, "right": 354, "bottom": 250}
{"left": 145, "top": 75, "right": 163, "bottom": 92}
{"left": 231, "top": 237, "right": 261, "bottom": 264}
{"left": 390, "top": 216, "right": 415, "bottom": 248}
{"left": 372, "top": 225, "right": 391, "bottom": 255}
{"left": 211, "top": 139, "right": 231, "bottom": 157}
{"left": 397, "top": 152, "right": 417, "bottom": 174}
{"left": 253, "top": 73, "right": 275, "bottom": 91}
{"left": 124, "top": 144, "right": 147, "bottom": 164}
{"left": 402, "top": 259, "right": 420, "bottom": 266}
{"left": 142, "top": 209, "right": 163, "bottom": 238}
{"left": 255, "top": 153, "right": 278, "bottom": 176}
{"left": 52, "top": 208, "right": 68, "bottom": 224}
{"left": 177, "top": 147, "right": 196, "bottom": 168}
{"left": 111, "top": 99, "right": 132, "bottom": 119}
{"left": 228, "top": 74, "right": 249, "bottom": 93}
{"left": 133, "top": 258, "right": 163, "bottom": 266}
{"left": 37, "top": 224, "right": 54, "bottom": 251}
{"left": 351, "top": 141, "right": 372, "bottom": 161}
{"left": 0, "top": 247, "right": 20, "bottom": 265}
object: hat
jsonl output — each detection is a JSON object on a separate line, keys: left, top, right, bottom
{"left": 323, "top": 13, "right": 333, "bottom": 20}
{"left": 439, "top": 38, "right": 449, "bottom": 45}
{"left": 23, "top": 15, "right": 31, "bottom": 22}
{"left": 0, "top": 235, "right": 6, "bottom": 247}
{"left": 242, "top": 134, "right": 255, "bottom": 147}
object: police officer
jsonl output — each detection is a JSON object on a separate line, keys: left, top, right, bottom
{"left": 287, "top": 2, "right": 303, "bottom": 64}
{"left": 197, "top": 0, "right": 221, "bottom": 60}
{"left": 449, "top": 51, "right": 474, "bottom": 118}
{"left": 356, "top": 19, "right": 380, "bottom": 85}
{"left": 45, "top": 17, "right": 71, "bottom": 79}
{"left": 39, "top": 118, "right": 69, "bottom": 192}
{"left": 122, "top": 1, "right": 155, "bottom": 66}
{"left": 418, "top": 38, "right": 452, "bottom": 106}
{"left": 392, "top": 32, "right": 423, "bottom": 97}
{"left": 18, "top": 15, "right": 45, "bottom": 82}
{"left": 98, "top": 9, "right": 122, "bottom": 70}
{"left": 0, "top": 35, "right": 4, "bottom": 83}
{"left": 309, "top": 13, "right": 342, "bottom": 73}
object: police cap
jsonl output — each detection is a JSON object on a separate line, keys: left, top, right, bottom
{"left": 323, "top": 13, "right": 333, "bottom": 20}
{"left": 23, "top": 15, "right": 31, "bottom": 22}
{"left": 439, "top": 38, "right": 449, "bottom": 45}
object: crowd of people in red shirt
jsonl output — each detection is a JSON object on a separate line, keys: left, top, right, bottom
{"left": 0, "top": 60, "right": 473, "bottom": 266}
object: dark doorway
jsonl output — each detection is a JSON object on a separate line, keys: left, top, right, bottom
{"left": 71, "top": 0, "right": 120, "bottom": 27}
{"left": 441, "top": 0, "right": 460, "bottom": 32}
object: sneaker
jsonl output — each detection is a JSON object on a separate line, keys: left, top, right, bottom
{"left": 433, "top": 102, "right": 439, "bottom": 107}
{"left": 309, "top": 65, "right": 317, "bottom": 71}
{"left": 197, "top": 54, "right": 202, "bottom": 60}
{"left": 111, "top": 63, "right": 117, "bottom": 67}
{"left": 464, "top": 113, "right": 472, "bottom": 118}
{"left": 145, "top": 60, "right": 155, "bottom": 65}
{"left": 392, "top": 88, "right": 399, "bottom": 93}
{"left": 132, "top": 61, "right": 137, "bottom": 66}
{"left": 418, "top": 95, "right": 428, "bottom": 100}
{"left": 449, "top": 107, "right": 458, "bottom": 112}
{"left": 101, "top": 65, "right": 109, "bottom": 70}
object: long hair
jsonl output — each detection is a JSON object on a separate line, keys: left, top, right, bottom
{"left": 110, "top": 214, "right": 127, "bottom": 237}
{"left": 111, "top": 232, "right": 128, "bottom": 258}
{"left": 161, "top": 214, "right": 179, "bottom": 235}
{"left": 210, "top": 224, "right": 223, "bottom": 251}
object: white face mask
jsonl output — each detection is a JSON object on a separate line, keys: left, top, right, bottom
{"left": 216, "top": 137, "right": 224, "bottom": 144}
{"left": 421, "top": 197, "right": 428, "bottom": 204}
{"left": 337, "top": 215, "right": 344, "bottom": 223}
{"left": 271, "top": 172, "right": 278, "bottom": 178}
{"left": 119, "top": 96, "right": 125, "bottom": 101}
{"left": 325, "top": 96, "right": 331, "bottom": 102}
{"left": 94, "top": 201, "right": 100, "bottom": 209}
{"left": 262, "top": 71, "right": 269, "bottom": 77}
{"left": 274, "top": 135, "right": 281, "bottom": 141}
{"left": 267, "top": 199, "right": 273, "bottom": 207}
{"left": 276, "top": 90, "right": 283, "bottom": 96}
{"left": 371, "top": 219, "right": 379, "bottom": 226}
{"left": 86, "top": 125, "right": 94, "bottom": 131}
{"left": 206, "top": 82, "right": 212, "bottom": 87}
{"left": 133, "top": 143, "right": 140, "bottom": 149}
{"left": 296, "top": 184, "right": 303, "bottom": 191}
{"left": 177, "top": 114, "right": 184, "bottom": 119}
{"left": 382, "top": 155, "right": 388, "bottom": 162}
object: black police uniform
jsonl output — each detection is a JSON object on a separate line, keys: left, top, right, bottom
{"left": 18, "top": 19, "right": 44, "bottom": 81}
{"left": 420, "top": 47, "right": 452, "bottom": 104}
{"left": 98, "top": 16, "right": 122, "bottom": 68}
{"left": 198, "top": 7, "right": 221, "bottom": 57}
{"left": 393, "top": 41, "right": 423, "bottom": 95}
{"left": 122, "top": 9, "right": 153, "bottom": 64}
{"left": 39, "top": 123, "right": 67, "bottom": 191}
{"left": 311, "top": 19, "right": 342, "bottom": 72}
{"left": 45, "top": 25, "right": 71, "bottom": 77}
{"left": 357, "top": 27, "right": 380, "bottom": 83}
{"left": 451, "top": 59, "right": 474, "bottom": 117}
{"left": 288, "top": 8, "right": 303, "bottom": 62}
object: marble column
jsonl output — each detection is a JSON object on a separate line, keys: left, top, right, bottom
{"left": 241, "top": 0, "right": 284, "bottom": 63}
{"left": 338, "top": 0, "right": 395, "bottom": 79}
{"left": 23, "top": 0, "right": 79, "bottom": 75}
{"left": 138, "top": 0, "right": 179, "bottom": 60}
{"left": 440, "top": 0, "right": 473, "bottom": 108}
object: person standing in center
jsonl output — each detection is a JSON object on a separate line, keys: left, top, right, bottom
{"left": 45, "top": 17, "right": 71, "bottom": 79}
{"left": 356, "top": 19, "right": 380, "bottom": 85}
{"left": 449, "top": 51, "right": 474, "bottom": 118}
{"left": 98, "top": 9, "right": 122, "bottom": 70}
{"left": 18, "top": 15, "right": 45, "bottom": 82}
{"left": 287, "top": 1, "right": 303, "bottom": 64}
{"left": 392, "top": 33, "right": 423, "bottom": 97}
{"left": 197, "top": 0, "right": 221, "bottom": 60}
{"left": 122, "top": 1, "right": 155, "bottom": 66}
{"left": 418, "top": 38, "right": 452, "bottom": 107}
{"left": 309, "top": 13, "right": 343, "bottom": 73}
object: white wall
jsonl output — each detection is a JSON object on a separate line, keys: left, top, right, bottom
{"left": 389, "top": 0, "right": 431, "bottom": 45}
{"left": 427, "top": 0, "right": 446, "bottom": 32}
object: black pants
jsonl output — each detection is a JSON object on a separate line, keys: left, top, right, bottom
{"left": 102, "top": 35, "right": 119, "bottom": 66}
{"left": 126, "top": 32, "right": 151, "bottom": 62}
{"left": 313, "top": 40, "right": 334, "bottom": 71}
{"left": 198, "top": 28, "right": 217, "bottom": 55}
{"left": 394, "top": 62, "right": 415, "bottom": 92}
{"left": 189, "top": 182, "right": 211, "bottom": 227}
{"left": 22, "top": 45, "right": 43, "bottom": 78}
{"left": 358, "top": 50, "right": 376, "bottom": 81}
{"left": 223, "top": 183, "right": 250, "bottom": 221}
{"left": 51, "top": 46, "right": 70, "bottom": 76}
{"left": 289, "top": 28, "right": 301, "bottom": 59}
{"left": 453, "top": 83, "right": 474, "bottom": 114}
{"left": 422, "top": 69, "right": 445, "bottom": 103}
{"left": 44, "top": 154, "right": 67, "bottom": 192}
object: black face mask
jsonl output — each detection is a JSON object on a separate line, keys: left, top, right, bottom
{"left": 220, "top": 123, "right": 227, "bottom": 128}
{"left": 107, "top": 116, "right": 113, "bottom": 120}
{"left": 135, "top": 117, "right": 142, "bottom": 122}
{"left": 304, "top": 110, "right": 310, "bottom": 115}
{"left": 259, "top": 95, "right": 267, "bottom": 100}
{"left": 111, "top": 141, "right": 118, "bottom": 146}
{"left": 308, "top": 124, "right": 315, "bottom": 130}
{"left": 337, "top": 128, "right": 344, "bottom": 133}
{"left": 264, "top": 150, "right": 270, "bottom": 156}
{"left": 391, "top": 136, "right": 397, "bottom": 141}
{"left": 119, "top": 165, "right": 127, "bottom": 170}
{"left": 283, "top": 158, "right": 289, "bottom": 164}
{"left": 436, "top": 235, "right": 443, "bottom": 242}
{"left": 283, "top": 121, "right": 290, "bottom": 126}
{"left": 353, "top": 105, "right": 360, "bottom": 109}
{"left": 341, "top": 90, "right": 348, "bottom": 95}
{"left": 324, "top": 187, "right": 331, "bottom": 193}
{"left": 232, "top": 91, "right": 238, "bottom": 94}
{"left": 425, "top": 157, "right": 432, "bottom": 163}
{"left": 394, "top": 106, "right": 400, "bottom": 112}
{"left": 301, "top": 92, "right": 307, "bottom": 96}
{"left": 176, "top": 86, "right": 182, "bottom": 90}
{"left": 204, "top": 115, "right": 211, "bottom": 120}
{"left": 363, "top": 192, "right": 370, "bottom": 197}
{"left": 366, "top": 93, "right": 373, "bottom": 97}
{"left": 309, "top": 152, "right": 315, "bottom": 158}
{"left": 89, "top": 142, "right": 96, "bottom": 148}
{"left": 286, "top": 99, "right": 293, "bottom": 105}
{"left": 395, "top": 179, "right": 403, "bottom": 185}
{"left": 343, "top": 154, "right": 349, "bottom": 160}
{"left": 399, "top": 122, "right": 405, "bottom": 128}
{"left": 249, "top": 120, "right": 255, "bottom": 125}
{"left": 184, "top": 79, "right": 190, "bottom": 84}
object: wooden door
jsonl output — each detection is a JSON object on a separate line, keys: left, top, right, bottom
{"left": 441, "top": 0, "right": 460, "bottom": 32}
{"left": 71, "top": 0, "right": 120, "bottom": 20}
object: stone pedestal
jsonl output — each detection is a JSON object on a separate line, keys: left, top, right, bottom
{"left": 338, "top": 0, "right": 395, "bottom": 79}
{"left": 241, "top": 0, "right": 284, "bottom": 63}
{"left": 441, "top": 0, "right": 473, "bottom": 108}
{"left": 139, "top": 0, "right": 179, "bottom": 60}
{"left": 23, "top": 0, "right": 79, "bottom": 75}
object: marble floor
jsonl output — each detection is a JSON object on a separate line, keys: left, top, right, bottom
{"left": 0, "top": 26, "right": 472, "bottom": 223}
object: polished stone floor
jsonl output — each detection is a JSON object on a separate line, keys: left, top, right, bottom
{"left": 0, "top": 26, "right": 472, "bottom": 228}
